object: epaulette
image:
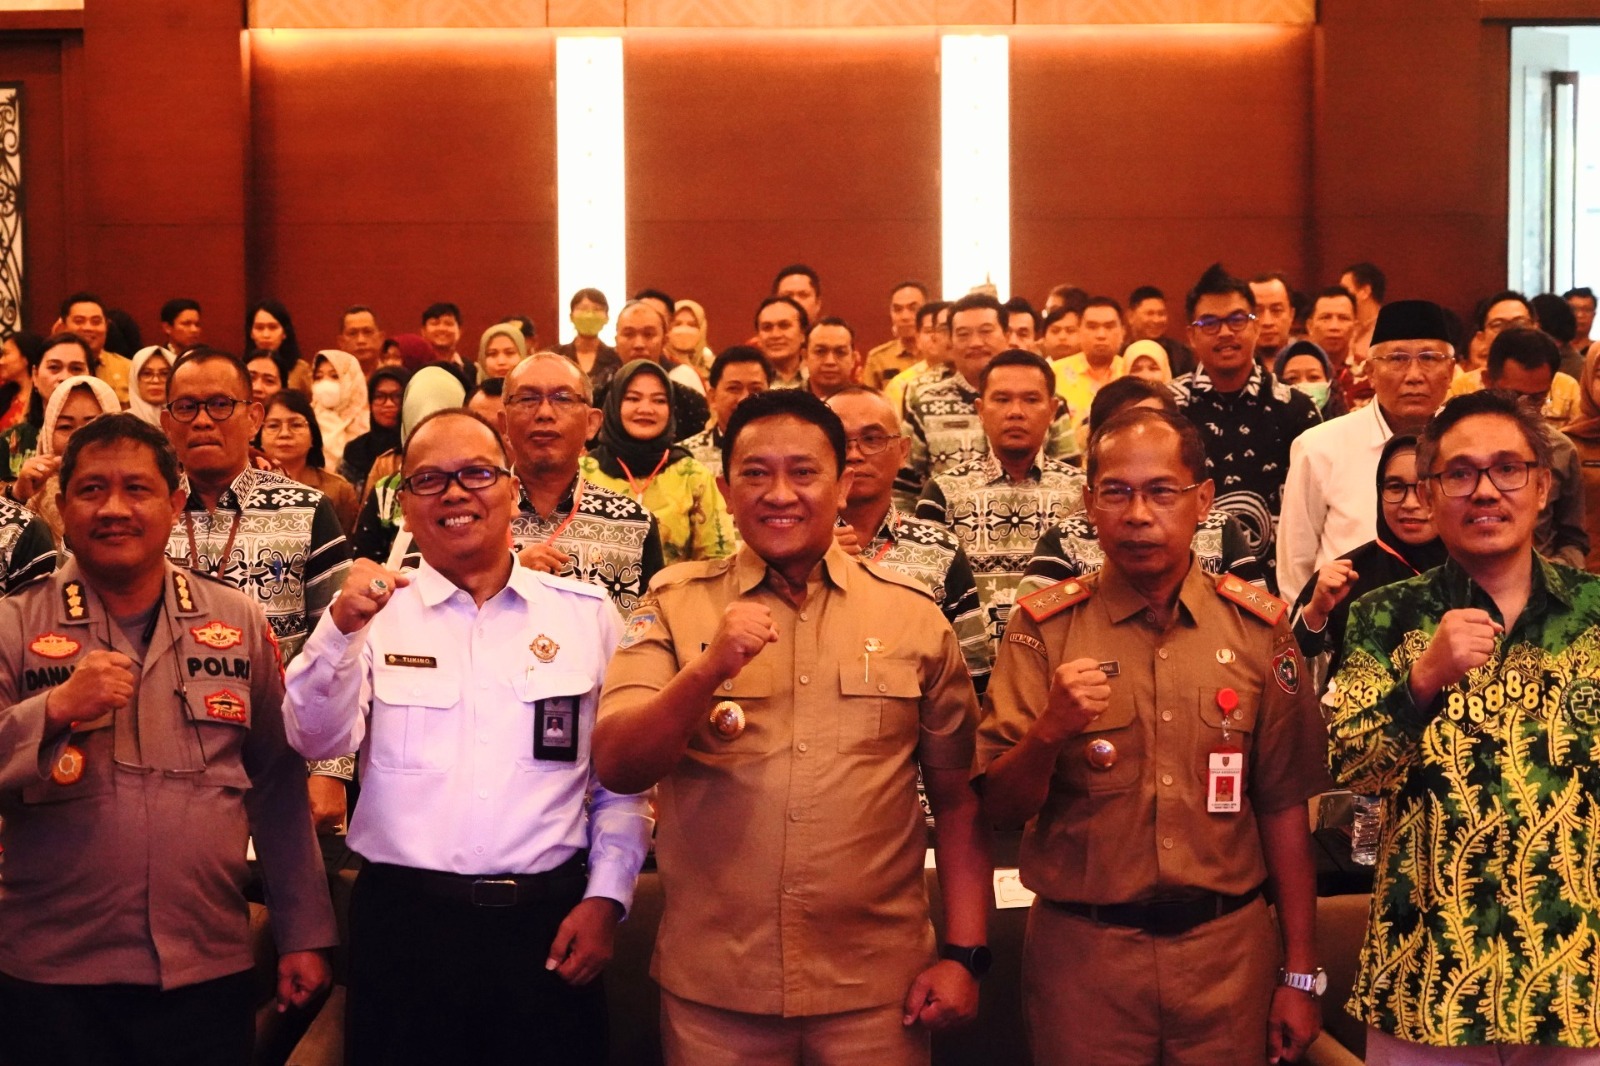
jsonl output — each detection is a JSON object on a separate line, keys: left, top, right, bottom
{"left": 647, "top": 556, "right": 735, "bottom": 592}
{"left": 1215, "top": 573, "right": 1287, "bottom": 626}
{"left": 854, "top": 555, "right": 935, "bottom": 600}
{"left": 1017, "top": 576, "right": 1095, "bottom": 623}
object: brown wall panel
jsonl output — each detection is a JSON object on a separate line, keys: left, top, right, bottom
{"left": 250, "top": 29, "right": 557, "bottom": 354}
{"left": 1012, "top": 25, "right": 1314, "bottom": 317}
{"left": 624, "top": 29, "right": 941, "bottom": 354}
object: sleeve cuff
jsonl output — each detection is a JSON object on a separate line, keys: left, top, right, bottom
{"left": 583, "top": 861, "right": 640, "bottom": 919}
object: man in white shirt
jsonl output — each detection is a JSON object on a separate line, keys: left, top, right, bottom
{"left": 283, "top": 408, "right": 651, "bottom": 1066}
{"left": 1276, "top": 300, "right": 1455, "bottom": 604}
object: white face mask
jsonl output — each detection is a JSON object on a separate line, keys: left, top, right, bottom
{"left": 1294, "top": 380, "right": 1331, "bottom": 409}
{"left": 668, "top": 324, "right": 699, "bottom": 351}
{"left": 310, "top": 378, "right": 341, "bottom": 409}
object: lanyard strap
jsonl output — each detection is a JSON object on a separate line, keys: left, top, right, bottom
{"left": 1373, "top": 538, "right": 1422, "bottom": 577}
{"left": 184, "top": 509, "right": 242, "bottom": 579}
{"left": 616, "top": 453, "right": 671, "bottom": 502}
{"left": 543, "top": 477, "right": 585, "bottom": 546}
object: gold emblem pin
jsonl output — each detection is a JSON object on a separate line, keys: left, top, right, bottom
{"left": 1216, "top": 648, "right": 1235, "bottom": 664}
{"left": 52, "top": 744, "right": 86, "bottom": 786}
{"left": 709, "top": 700, "right": 746, "bottom": 740}
{"left": 1085, "top": 738, "right": 1118, "bottom": 770}
{"left": 531, "top": 635, "right": 559, "bottom": 663}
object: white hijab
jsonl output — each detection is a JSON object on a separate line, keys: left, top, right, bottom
{"left": 127, "top": 346, "right": 170, "bottom": 426}
{"left": 310, "top": 349, "right": 370, "bottom": 469}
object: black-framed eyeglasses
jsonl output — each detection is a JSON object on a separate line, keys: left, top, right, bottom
{"left": 1190, "top": 311, "right": 1255, "bottom": 335}
{"left": 504, "top": 389, "right": 586, "bottom": 413}
{"left": 1379, "top": 479, "right": 1423, "bottom": 504}
{"left": 845, "top": 432, "right": 901, "bottom": 456}
{"left": 1091, "top": 482, "right": 1203, "bottom": 512}
{"left": 400, "top": 464, "right": 511, "bottom": 497}
{"left": 165, "top": 396, "right": 244, "bottom": 423}
{"left": 1428, "top": 460, "right": 1538, "bottom": 498}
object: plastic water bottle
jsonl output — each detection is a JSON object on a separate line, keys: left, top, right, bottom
{"left": 1350, "top": 794, "right": 1382, "bottom": 866}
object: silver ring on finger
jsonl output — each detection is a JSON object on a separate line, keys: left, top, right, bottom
{"left": 368, "top": 577, "right": 389, "bottom": 596}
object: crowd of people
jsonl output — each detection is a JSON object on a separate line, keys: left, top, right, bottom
{"left": 0, "top": 261, "right": 1598, "bottom": 1066}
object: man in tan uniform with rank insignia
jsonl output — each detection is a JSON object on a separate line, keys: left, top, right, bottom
{"left": 0, "top": 415, "right": 335, "bottom": 1065}
{"left": 978, "top": 407, "right": 1328, "bottom": 1065}
{"left": 595, "top": 388, "right": 992, "bottom": 1066}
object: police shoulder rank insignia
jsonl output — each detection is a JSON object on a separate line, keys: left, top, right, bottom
{"left": 204, "top": 689, "right": 248, "bottom": 723}
{"left": 1216, "top": 574, "right": 1287, "bottom": 626}
{"left": 618, "top": 610, "right": 658, "bottom": 650}
{"left": 1273, "top": 645, "right": 1301, "bottom": 694}
{"left": 31, "top": 632, "right": 81, "bottom": 659}
{"left": 531, "top": 635, "right": 559, "bottom": 662}
{"left": 191, "top": 620, "right": 244, "bottom": 651}
{"left": 1018, "top": 578, "right": 1094, "bottom": 623}
{"left": 62, "top": 581, "right": 87, "bottom": 621}
{"left": 173, "top": 572, "right": 195, "bottom": 612}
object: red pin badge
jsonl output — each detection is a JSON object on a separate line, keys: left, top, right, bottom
{"left": 1217, "top": 688, "right": 1239, "bottom": 715}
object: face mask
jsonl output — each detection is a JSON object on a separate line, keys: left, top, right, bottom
{"left": 1294, "top": 380, "right": 1331, "bottom": 409}
{"left": 668, "top": 325, "right": 699, "bottom": 351}
{"left": 572, "top": 310, "right": 608, "bottom": 338}
{"left": 311, "top": 379, "right": 341, "bottom": 409}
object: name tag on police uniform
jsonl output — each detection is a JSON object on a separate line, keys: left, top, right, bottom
{"left": 534, "top": 698, "right": 578, "bottom": 762}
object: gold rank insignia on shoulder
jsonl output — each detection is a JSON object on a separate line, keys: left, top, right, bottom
{"left": 531, "top": 635, "right": 559, "bottom": 662}
{"left": 710, "top": 700, "right": 745, "bottom": 740}
{"left": 1018, "top": 577, "right": 1095, "bottom": 623}
{"left": 62, "top": 581, "right": 86, "bottom": 621}
{"left": 173, "top": 572, "right": 195, "bottom": 613}
{"left": 1215, "top": 574, "right": 1286, "bottom": 626}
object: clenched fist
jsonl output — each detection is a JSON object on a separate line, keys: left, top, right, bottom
{"left": 1410, "top": 608, "right": 1502, "bottom": 704}
{"left": 702, "top": 601, "right": 779, "bottom": 682}
{"left": 1039, "top": 657, "right": 1112, "bottom": 743}
{"left": 833, "top": 523, "right": 863, "bottom": 556}
{"left": 1303, "top": 559, "right": 1360, "bottom": 633}
{"left": 330, "top": 559, "right": 410, "bottom": 635}
{"left": 45, "top": 649, "right": 136, "bottom": 731}
{"left": 518, "top": 542, "right": 572, "bottom": 575}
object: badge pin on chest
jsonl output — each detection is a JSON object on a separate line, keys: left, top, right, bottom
{"left": 863, "top": 637, "right": 884, "bottom": 683}
{"left": 531, "top": 635, "right": 559, "bottom": 663}
{"left": 1216, "top": 648, "right": 1235, "bottom": 664}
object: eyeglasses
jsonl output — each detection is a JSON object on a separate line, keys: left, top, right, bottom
{"left": 1190, "top": 312, "right": 1256, "bottom": 335}
{"left": 137, "top": 368, "right": 170, "bottom": 383}
{"left": 1371, "top": 352, "right": 1452, "bottom": 369}
{"left": 166, "top": 396, "right": 244, "bottom": 423}
{"left": 1379, "top": 479, "right": 1423, "bottom": 503}
{"left": 1091, "top": 482, "right": 1203, "bottom": 512}
{"left": 401, "top": 464, "right": 511, "bottom": 497}
{"left": 262, "top": 418, "right": 311, "bottom": 435}
{"left": 371, "top": 392, "right": 403, "bottom": 405}
{"left": 845, "top": 432, "right": 901, "bottom": 456}
{"left": 1429, "top": 460, "right": 1538, "bottom": 498}
{"left": 504, "top": 389, "right": 586, "bottom": 413}
{"left": 1486, "top": 316, "right": 1534, "bottom": 333}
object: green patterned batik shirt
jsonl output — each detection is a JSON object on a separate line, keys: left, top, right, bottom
{"left": 1327, "top": 554, "right": 1600, "bottom": 1048}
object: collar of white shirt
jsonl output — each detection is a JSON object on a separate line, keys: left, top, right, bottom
{"left": 409, "top": 552, "right": 540, "bottom": 609}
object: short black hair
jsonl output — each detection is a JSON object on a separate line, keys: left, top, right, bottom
{"left": 1041, "top": 306, "right": 1078, "bottom": 332}
{"left": 502, "top": 315, "right": 536, "bottom": 341}
{"left": 402, "top": 408, "right": 510, "bottom": 471}
{"left": 422, "top": 302, "right": 461, "bottom": 325}
{"left": 1475, "top": 290, "right": 1534, "bottom": 331}
{"left": 808, "top": 315, "right": 855, "bottom": 348}
{"left": 1048, "top": 284, "right": 1089, "bottom": 316}
{"left": 169, "top": 346, "right": 252, "bottom": 399}
{"left": 1417, "top": 389, "right": 1552, "bottom": 478}
{"left": 890, "top": 280, "right": 928, "bottom": 301}
{"left": 60, "top": 412, "right": 181, "bottom": 493}
{"left": 721, "top": 387, "right": 848, "bottom": 477}
{"left": 709, "top": 345, "right": 775, "bottom": 388}
{"left": 632, "top": 288, "right": 675, "bottom": 312}
{"left": 771, "top": 264, "right": 820, "bottom": 297}
{"left": 754, "top": 295, "right": 810, "bottom": 335}
{"left": 59, "top": 291, "right": 105, "bottom": 319}
{"left": 1001, "top": 297, "right": 1041, "bottom": 336}
{"left": 570, "top": 288, "right": 609, "bottom": 311}
{"left": 471, "top": 376, "right": 505, "bottom": 400}
{"left": 341, "top": 305, "right": 378, "bottom": 330}
{"left": 263, "top": 389, "right": 326, "bottom": 470}
{"left": 1249, "top": 271, "right": 1294, "bottom": 291}
{"left": 915, "top": 301, "right": 950, "bottom": 330}
{"left": 1563, "top": 286, "right": 1596, "bottom": 304}
{"left": 1184, "top": 263, "right": 1254, "bottom": 320}
{"left": 1087, "top": 407, "right": 1208, "bottom": 485}
{"left": 160, "top": 298, "right": 201, "bottom": 325}
{"left": 1340, "top": 262, "right": 1387, "bottom": 303}
{"left": 946, "top": 292, "right": 1005, "bottom": 331}
{"left": 1487, "top": 326, "right": 1562, "bottom": 381}
{"left": 1311, "top": 286, "right": 1357, "bottom": 315}
{"left": 1083, "top": 295, "right": 1125, "bottom": 318}
{"left": 1529, "top": 294, "right": 1577, "bottom": 344}
{"left": 40, "top": 332, "right": 96, "bottom": 371}
{"left": 978, "top": 349, "right": 1054, "bottom": 395}
{"left": 1128, "top": 285, "right": 1165, "bottom": 309}
{"left": 1088, "top": 376, "right": 1178, "bottom": 434}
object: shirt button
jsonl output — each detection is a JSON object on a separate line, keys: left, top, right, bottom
{"left": 799, "top": 675, "right": 810, "bottom": 685}
{"left": 1145, "top": 610, "right": 1158, "bottom": 624}
{"left": 474, "top": 845, "right": 485, "bottom": 855}
{"left": 782, "top": 884, "right": 794, "bottom": 895}
{"left": 788, "top": 809, "right": 801, "bottom": 822}
{"left": 1161, "top": 773, "right": 1173, "bottom": 786}
{"left": 478, "top": 734, "right": 489, "bottom": 744}
{"left": 723, "top": 680, "right": 734, "bottom": 691}
{"left": 1157, "top": 648, "right": 1169, "bottom": 660}
{"left": 877, "top": 683, "right": 887, "bottom": 693}
{"left": 799, "top": 612, "right": 808, "bottom": 621}
{"left": 797, "top": 741, "right": 809, "bottom": 753}
{"left": 1162, "top": 837, "right": 1175, "bottom": 850}
{"left": 1161, "top": 710, "right": 1173, "bottom": 722}
{"left": 477, "top": 789, "right": 489, "bottom": 800}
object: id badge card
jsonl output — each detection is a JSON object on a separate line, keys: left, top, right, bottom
{"left": 1207, "top": 749, "right": 1243, "bottom": 813}
{"left": 533, "top": 697, "right": 579, "bottom": 762}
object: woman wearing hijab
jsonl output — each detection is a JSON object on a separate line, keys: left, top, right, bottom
{"left": 1273, "top": 339, "right": 1347, "bottom": 419}
{"left": 350, "top": 365, "right": 467, "bottom": 563}
{"left": 668, "top": 299, "right": 716, "bottom": 377}
{"left": 247, "top": 299, "right": 312, "bottom": 392}
{"left": 338, "top": 366, "right": 409, "bottom": 498}
{"left": 127, "top": 345, "right": 171, "bottom": 426}
{"left": 19, "top": 374, "right": 121, "bottom": 547}
{"left": 309, "top": 349, "right": 370, "bottom": 471}
{"left": 580, "top": 360, "right": 733, "bottom": 564}
{"left": 1290, "top": 434, "right": 1445, "bottom": 672}
{"left": 477, "top": 322, "right": 528, "bottom": 381}
{"left": 1121, "top": 339, "right": 1172, "bottom": 384}
{"left": 1564, "top": 340, "right": 1600, "bottom": 572}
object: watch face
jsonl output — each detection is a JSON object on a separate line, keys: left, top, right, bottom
{"left": 1313, "top": 969, "right": 1329, "bottom": 996}
{"left": 970, "top": 945, "right": 994, "bottom": 978}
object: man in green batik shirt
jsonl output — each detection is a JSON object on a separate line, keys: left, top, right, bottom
{"left": 1328, "top": 389, "right": 1600, "bottom": 1062}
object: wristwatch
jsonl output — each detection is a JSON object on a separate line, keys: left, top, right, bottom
{"left": 1279, "top": 968, "right": 1328, "bottom": 997}
{"left": 940, "top": 943, "right": 993, "bottom": 980}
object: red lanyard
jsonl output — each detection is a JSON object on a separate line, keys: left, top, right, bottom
{"left": 542, "top": 478, "right": 584, "bottom": 546}
{"left": 184, "top": 509, "right": 242, "bottom": 579}
{"left": 869, "top": 508, "right": 899, "bottom": 562}
{"left": 616, "top": 453, "right": 670, "bottom": 502}
{"left": 1374, "top": 538, "right": 1423, "bottom": 576}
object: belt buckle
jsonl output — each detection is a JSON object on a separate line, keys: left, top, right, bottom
{"left": 470, "top": 878, "right": 520, "bottom": 907}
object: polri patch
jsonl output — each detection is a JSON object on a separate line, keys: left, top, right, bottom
{"left": 30, "top": 632, "right": 80, "bottom": 659}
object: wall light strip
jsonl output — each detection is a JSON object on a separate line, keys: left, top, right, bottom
{"left": 555, "top": 35, "right": 626, "bottom": 344}
{"left": 940, "top": 34, "right": 1010, "bottom": 301}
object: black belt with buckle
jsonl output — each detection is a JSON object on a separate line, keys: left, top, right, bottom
{"left": 368, "top": 853, "right": 588, "bottom": 908}
{"left": 1045, "top": 886, "right": 1262, "bottom": 936}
